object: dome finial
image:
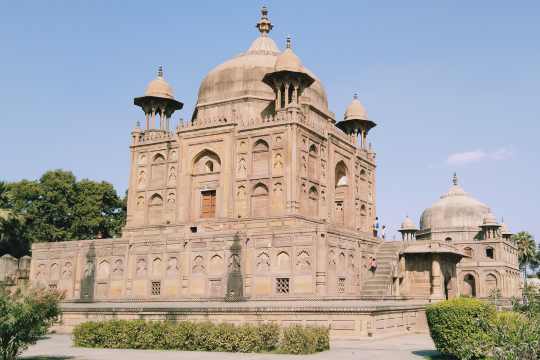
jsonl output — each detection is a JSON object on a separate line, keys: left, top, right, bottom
{"left": 452, "top": 172, "right": 458, "bottom": 186}
{"left": 286, "top": 35, "right": 291, "bottom": 49}
{"left": 157, "top": 65, "right": 163, "bottom": 78}
{"left": 256, "top": 6, "right": 273, "bottom": 36}
{"left": 353, "top": 93, "right": 358, "bottom": 100}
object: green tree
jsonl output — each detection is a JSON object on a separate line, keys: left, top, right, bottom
{"left": 514, "top": 231, "right": 537, "bottom": 288}
{"left": 0, "top": 215, "right": 30, "bottom": 258}
{"left": 0, "top": 288, "right": 62, "bottom": 360}
{"left": 1, "top": 170, "right": 125, "bottom": 255}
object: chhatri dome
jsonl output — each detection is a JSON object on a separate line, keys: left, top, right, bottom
{"left": 401, "top": 216, "right": 418, "bottom": 231}
{"left": 196, "top": 6, "right": 329, "bottom": 113}
{"left": 419, "top": 173, "right": 491, "bottom": 230}
{"left": 344, "top": 94, "right": 369, "bottom": 121}
{"left": 144, "top": 66, "right": 175, "bottom": 99}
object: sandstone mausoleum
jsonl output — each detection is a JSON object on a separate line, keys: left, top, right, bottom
{"left": 0, "top": 7, "right": 521, "bottom": 339}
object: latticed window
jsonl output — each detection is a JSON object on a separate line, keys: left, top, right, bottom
{"left": 337, "top": 277, "right": 346, "bottom": 294}
{"left": 48, "top": 283, "right": 57, "bottom": 291}
{"left": 276, "top": 278, "right": 290, "bottom": 294}
{"left": 151, "top": 281, "right": 161, "bottom": 296}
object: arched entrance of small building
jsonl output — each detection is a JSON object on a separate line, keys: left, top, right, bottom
{"left": 463, "top": 274, "right": 476, "bottom": 297}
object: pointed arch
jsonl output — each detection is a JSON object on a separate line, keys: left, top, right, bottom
{"left": 308, "top": 186, "right": 319, "bottom": 217}
{"left": 335, "top": 161, "right": 348, "bottom": 187}
{"left": 149, "top": 193, "right": 163, "bottom": 206}
{"left": 277, "top": 251, "right": 291, "bottom": 272}
{"left": 252, "top": 182, "right": 269, "bottom": 217}
{"left": 253, "top": 139, "right": 270, "bottom": 176}
{"left": 153, "top": 153, "right": 165, "bottom": 163}
{"left": 193, "top": 149, "right": 221, "bottom": 174}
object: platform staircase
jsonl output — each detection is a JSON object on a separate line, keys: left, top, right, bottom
{"left": 360, "top": 241, "right": 403, "bottom": 298}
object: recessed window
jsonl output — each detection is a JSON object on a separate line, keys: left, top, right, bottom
{"left": 201, "top": 190, "right": 216, "bottom": 218}
{"left": 276, "top": 278, "right": 290, "bottom": 294}
{"left": 486, "top": 247, "right": 494, "bottom": 259}
{"left": 445, "top": 237, "right": 452, "bottom": 242}
{"left": 337, "top": 278, "right": 346, "bottom": 294}
{"left": 190, "top": 226, "right": 198, "bottom": 233}
{"left": 205, "top": 160, "right": 214, "bottom": 173}
{"left": 151, "top": 281, "right": 161, "bottom": 296}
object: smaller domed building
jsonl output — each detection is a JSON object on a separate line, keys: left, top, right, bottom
{"left": 406, "top": 174, "right": 521, "bottom": 299}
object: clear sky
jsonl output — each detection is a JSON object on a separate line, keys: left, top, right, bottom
{"left": 1, "top": 1, "right": 539, "bottom": 240}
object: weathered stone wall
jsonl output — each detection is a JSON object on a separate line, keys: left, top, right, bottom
{"left": 53, "top": 300, "right": 428, "bottom": 340}
{"left": 31, "top": 218, "right": 380, "bottom": 301}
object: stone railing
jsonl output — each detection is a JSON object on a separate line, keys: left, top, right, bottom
{"left": 135, "top": 130, "right": 175, "bottom": 144}
{"left": 177, "top": 117, "right": 231, "bottom": 132}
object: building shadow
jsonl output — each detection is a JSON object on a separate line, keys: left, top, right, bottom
{"left": 79, "top": 242, "right": 96, "bottom": 302}
{"left": 225, "top": 232, "right": 244, "bottom": 302}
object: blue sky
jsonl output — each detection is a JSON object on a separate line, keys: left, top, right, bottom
{"left": 1, "top": 1, "right": 539, "bottom": 240}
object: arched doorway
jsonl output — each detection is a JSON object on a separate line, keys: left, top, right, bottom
{"left": 463, "top": 274, "right": 476, "bottom": 297}
{"left": 485, "top": 273, "right": 498, "bottom": 296}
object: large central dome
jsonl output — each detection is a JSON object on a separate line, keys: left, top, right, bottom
{"left": 195, "top": 7, "right": 329, "bottom": 115}
{"left": 420, "top": 174, "right": 490, "bottom": 230}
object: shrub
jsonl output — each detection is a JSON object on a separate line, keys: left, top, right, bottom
{"left": 491, "top": 311, "right": 540, "bottom": 360}
{"left": 0, "top": 288, "right": 62, "bottom": 360}
{"left": 426, "top": 297, "right": 495, "bottom": 360}
{"left": 72, "top": 320, "right": 327, "bottom": 354}
{"left": 279, "top": 325, "right": 330, "bottom": 354}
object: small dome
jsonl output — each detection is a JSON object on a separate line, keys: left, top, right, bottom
{"left": 144, "top": 66, "right": 174, "bottom": 99}
{"left": 482, "top": 212, "right": 498, "bottom": 226}
{"left": 500, "top": 221, "right": 512, "bottom": 235}
{"left": 275, "top": 37, "right": 303, "bottom": 72}
{"left": 420, "top": 174, "right": 491, "bottom": 230}
{"left": 401, "top": 216, "right": 417, "bottom": 230}
{"left": 344, "top": 94, "right": 368, "bottom": 121}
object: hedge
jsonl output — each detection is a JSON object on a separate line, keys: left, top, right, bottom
{"left": 73, "top": 320, "right": 329, "bottom": 354}
{"left": 426, "top": 297, "right": 496, "bottom": 360}
{"left": 491, "top": 311, "right": 540, "bottom": 360}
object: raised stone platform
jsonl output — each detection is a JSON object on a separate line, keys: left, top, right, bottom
{"left": 55, "top": 299, "right": 429, "bottom": 340}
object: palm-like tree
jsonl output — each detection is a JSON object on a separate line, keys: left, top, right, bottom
{"left": 513, "top": 231, "right": 537, "bottom": 288}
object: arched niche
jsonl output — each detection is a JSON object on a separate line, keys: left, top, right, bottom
{"left": 251, "top": 183, "right": 269, "bottom": 217}
{"left": 485, "top": 273, "right": 498, "bottom": 295}
{"left": 462, "top": 273, "right": 477, "bottom": 297}
{"left": 252, "top": 139, "right": 270, "bottom": 177}
{"left": 148, "top": 193, "right": 163, "bottom": 225}
{"left": 193, "top": 149, "right": 221, "bottom": 175}
{"left": 308, "top": 186, "right": 319, "bottom": 218}
{"left": 308, "top": 144, "right": 318, "bottom": 178}
{"left": 334, "top": 161, "right": 349, "bottom": 224}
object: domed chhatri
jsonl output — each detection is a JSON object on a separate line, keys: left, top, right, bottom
{"left": 399, "top": 216, "right": 418, "bottom": 241}
{"left": 134, "top": 66, "right": 183, "bottom": 131}
{"left": 419, "top": 173, "right": 490, "bottom": 230}
{"left": 336, "top": 94, "right": 377, "bottom": 149}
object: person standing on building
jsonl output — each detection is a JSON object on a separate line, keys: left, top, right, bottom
{"left": 381, "top": 225, "right": 386, "bottom": 240}
{"left": 373, "top": 217, "right": 380, "bottom": 237}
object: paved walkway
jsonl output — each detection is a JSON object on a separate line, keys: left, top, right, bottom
{"left": 20, "top": 333, "right": 440, "bottom": 360}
